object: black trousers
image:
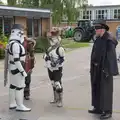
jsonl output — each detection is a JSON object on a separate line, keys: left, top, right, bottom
{"left": 24, "top": 72, "right": 31, "bottom": 97}
{"left": 48, "top": 67, "right": 63, "bottom": 88}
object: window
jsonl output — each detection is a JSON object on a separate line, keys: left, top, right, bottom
{"left": 96, "top": 10, "right": 108, "bottom": 19}
{"left": 4, "top": 17, "right": 13, "bottom": 36}
{"left": 83, "top": 10, "right": 92, "bottom": 20}
{"left": 114, "top": 9, "right": 120, "bottom": 19}
{"left": 27, "top": 18, "right": 40, "bottom": 37}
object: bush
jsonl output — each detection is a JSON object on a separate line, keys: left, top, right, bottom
{"left": 0, "top": 34, "right": 8, "bottom": 43}
{"left": 35, "top": 37, "right": 50, "bottom": 53}
{"left": 0, "top": 34, "right": 8, "bottom": 59}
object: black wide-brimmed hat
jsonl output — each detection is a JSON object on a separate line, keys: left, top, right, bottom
{"left": 93, "top": 20, "right": 109, "bottom": 31}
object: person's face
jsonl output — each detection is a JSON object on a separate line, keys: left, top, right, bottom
{"left": 95, "top": 24, "right": 105, "bottom": 37}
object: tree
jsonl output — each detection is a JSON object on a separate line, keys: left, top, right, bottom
{"left": 39, "top": 0, "right": 88, "bottom": 25}
{"left": 7, "top": 0, "right": 16, "bottom": 6}
{"left": 15, "top": 0, "right": 34, "bottom": 7}
{"left": 0, "top": 0, "right": 4, "bottom": 4}
{"left": 39, "top": 0, "right": 63, "bottom": 25}
{"left": 33, "top": 0, "right": 39, "bottom": 7}
{"left": 63, "top": 0, "right": 88, "bottom": 24}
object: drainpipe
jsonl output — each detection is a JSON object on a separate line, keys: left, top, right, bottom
{"left": 32, "top": 17, "right": 34, "bottom": 38}
{"left": 2, "top": 16, "right": 4, "bottom": 35}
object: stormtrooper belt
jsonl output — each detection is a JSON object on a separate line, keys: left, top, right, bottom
{"left": 11, "top": 69, "right": 21, "bottom": 75}
{"left": 10, "top": 61, "right": 25, "bottom": 75}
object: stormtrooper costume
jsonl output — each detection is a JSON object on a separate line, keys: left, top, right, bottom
{"left": 8, "top": 24, "right": 31, "bottom": 112}
{"left": 44, "top": 31, "right": 65, "bottom": 107}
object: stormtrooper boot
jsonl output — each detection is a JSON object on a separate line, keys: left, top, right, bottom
{"left": 57, "top": 92, "right": 63, "bottom": 107}
{"left": 9, "top": 88, "right": 17, "bottom": 109}
{"left": 15, "top": 89, "right": 31, "bottom": 112}
{"left": 50, "top": 91, "right": 58, "bottom": 104}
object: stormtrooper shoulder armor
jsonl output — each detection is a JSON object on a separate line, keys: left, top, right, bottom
{"left": 8, "top": 41, "right": 25, "bottom": 57}
{"left": 56, "top": 47, "right": 65, "bottom": 57}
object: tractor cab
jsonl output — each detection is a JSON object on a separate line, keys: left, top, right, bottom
{"left": 73, "top": 19, "right": 95, "bottom": 42}
{"left": 78, "top": 20, "right": 92, "bottom": 28}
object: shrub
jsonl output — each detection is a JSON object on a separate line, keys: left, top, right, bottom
{"left": 0, "top": 34, "right": 8, "bottom": 59}
{"left": 0, "top": 34, "right": 8, "bottom": 43}
{"left": 35, "top": 37, "right": 50, "bottom": 53}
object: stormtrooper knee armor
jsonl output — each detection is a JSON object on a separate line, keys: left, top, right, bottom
{"left": 50, "top": 81, "right": 58, "bottom": 104}
{"left": 50, "top": 81, "right": 63, "bottom": 107}
{"left": 55, "top": 81, "right": 63, "bottom": 107}
{"left": 8, "top": 24, "right": 31, "bottom": 112}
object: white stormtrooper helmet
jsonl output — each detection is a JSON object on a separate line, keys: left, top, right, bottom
{"left": 9, "top": 24, "right": 25, "bottom": 44}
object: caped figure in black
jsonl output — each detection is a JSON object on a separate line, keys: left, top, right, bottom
{"left": 88, "top": 20, "right": 119, "bottom": 119}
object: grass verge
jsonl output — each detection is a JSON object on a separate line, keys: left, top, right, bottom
{"left": 62, "top": 39, "right": 89, "bottom": 49}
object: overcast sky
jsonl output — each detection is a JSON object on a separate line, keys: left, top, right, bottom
{"left": 1, "top": 0, "right": 120, "bottom": 6}
{"left": 88, "top": 0, "right": 120, "bottom": 5}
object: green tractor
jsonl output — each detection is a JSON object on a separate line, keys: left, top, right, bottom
{"left": 73, "top": 20, "right": 96, "bottom": 42}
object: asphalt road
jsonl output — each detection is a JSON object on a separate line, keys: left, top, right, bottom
{"left": 0, "top": 43, "right": 120, "bottom": 120}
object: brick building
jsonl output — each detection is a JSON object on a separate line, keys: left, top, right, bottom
{"left": 0, "top": 5, "right": 51, "bottom": 37}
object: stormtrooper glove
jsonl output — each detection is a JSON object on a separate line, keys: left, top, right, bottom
{"left": 20, "top": 71, "right": 27, "bottom": 77}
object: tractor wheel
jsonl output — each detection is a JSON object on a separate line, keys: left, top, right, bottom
{"left": 73, "top": 29, "right": 83, "bottom": 42}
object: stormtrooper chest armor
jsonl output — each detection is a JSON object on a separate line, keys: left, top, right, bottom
{"left": 48, "top": 48, "right": 60, "bottom": 63}
{"left": 8, "top": 41, "right": 26, "bottom": 70}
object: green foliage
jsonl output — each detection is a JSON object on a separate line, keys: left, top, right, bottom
{"left": 0, "top": 0, "right": 4, "bottom": 5}
{"left": 63, "top": 42, "right": 89, "bottom": 48}
{"left": 17, "top": 0, "right": 34, "bottom": 8}
{"left": 0, "top": 34, "right": 8, "bottom": 43}
{"left": 0, "top": 48, "right": 5, "bottom": 59}
{"left": 35, "top": 37, "right": 50, "bottom": 53}
{"left": 7, "top": 0, "right": 16, "bottom": 6}
{"left": 62, "top": 39, "right": 89, "bottom": 48}
{"left": 0, "top": 34, "right": 8, "bottom": 59}
{"left": 33, "top": 0, "right": 39, "bottom": 7}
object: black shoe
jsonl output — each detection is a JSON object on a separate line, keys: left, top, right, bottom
{"left": 24, "top": 96, "right": 30, "bottom": 100}
{"left": 88, "top": 108, "right": 103, "bottom": 114}
{"left": 100, "top": 113, "right": 112, "bottom": 119}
